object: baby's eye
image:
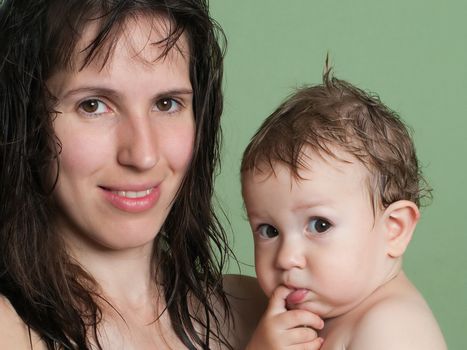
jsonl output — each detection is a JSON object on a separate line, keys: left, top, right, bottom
{"left": 307, "top": 217, "right": 332, "bottom": 234}
{"left": 154, "top": 97, "right": 181, "bottom": 113}
{"left": 257, "top": 224, "right": 279, "bottom": 239}
{"left": 78, "top": 99, "right": 111, "bottom": 117}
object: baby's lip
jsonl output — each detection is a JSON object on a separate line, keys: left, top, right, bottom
{"left": 286, "top": 288, "right": 309, "bottom": 306}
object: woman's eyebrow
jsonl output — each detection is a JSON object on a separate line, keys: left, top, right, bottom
{"left": 61, "top": 87, "right": 121, "bottom": 100}
{"left": 154, "top": 88, "right": 194, "bottom": 97}
{"left": 61, "top": 87, "right": 194, "bottom": 100}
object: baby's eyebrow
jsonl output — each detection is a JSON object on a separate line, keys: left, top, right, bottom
{"left": 291, "top": 200, "right": 330, "bottom": 212}
{"left": 243, "top": 210, "right": 264, "bottom": 221}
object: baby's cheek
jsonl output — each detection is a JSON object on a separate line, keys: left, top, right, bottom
{"left": 255, "top": 262, "right": 276, "bottom": 298}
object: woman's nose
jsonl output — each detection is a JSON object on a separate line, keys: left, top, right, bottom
{"left": 117, "top": 113, "right": 159, "bottom": 171}
{"left": 275, "top": 236, "right": 307, "bottom": 271}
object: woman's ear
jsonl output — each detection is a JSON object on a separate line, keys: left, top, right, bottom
{"left": 382, "top": 200, "right": 420, "bottom": 258}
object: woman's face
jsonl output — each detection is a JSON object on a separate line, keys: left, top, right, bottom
{"left": 47, "top": 15, "right": 195, "bottom": 254}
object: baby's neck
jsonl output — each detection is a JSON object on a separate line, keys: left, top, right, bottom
{"left": 318, "top": 270, "right": 411, "bottom": 345}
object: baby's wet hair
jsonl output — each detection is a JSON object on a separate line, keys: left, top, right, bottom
{"left": 241, "top": 69, "right": 431, "bottom": 209}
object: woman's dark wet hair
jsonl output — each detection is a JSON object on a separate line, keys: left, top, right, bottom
{"left": 0, "top": 0, "right": 232, "bottom": 349}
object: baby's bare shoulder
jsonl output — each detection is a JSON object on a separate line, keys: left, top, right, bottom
{"left": 0, "top": 296, "right": 45, "bottom": 350}
{"left": 349, "top": 295, "right": 446, "bottom": 350}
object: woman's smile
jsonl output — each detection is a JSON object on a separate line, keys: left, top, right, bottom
{"left": 100, "top": 185, "right": 161, "bottom": 213}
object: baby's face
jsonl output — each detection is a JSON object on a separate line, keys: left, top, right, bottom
{"left": 242, "top": 148, "right": 392, "bottom": 318}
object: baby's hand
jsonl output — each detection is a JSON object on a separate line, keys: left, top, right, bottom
{"left": 245, "top": 285, "right": 324, "bottom": 350}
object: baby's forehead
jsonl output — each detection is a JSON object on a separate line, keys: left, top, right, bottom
{"left": 243, "top": 145, "right": 372, "bottom": 183}
{"left": 243, "top": 145, "right": 383, "bottom": 206}
{"left": 241, "top": 147, "right": 383, "bottom": 220}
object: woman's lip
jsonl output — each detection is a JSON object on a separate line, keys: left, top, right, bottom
{"left": 99, "top": 183, "right": 159, "bottom": 192}
{"left": 100, "top": 185, "right": 161, "bottom": 213}
{"left": 286, "top": 288, "right": 309, "bottom": 306}
{"left": 110, "top": 188, "right": 153, "bottom": 198}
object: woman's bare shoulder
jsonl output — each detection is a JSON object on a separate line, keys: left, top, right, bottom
{"left": 222, "top": 274, "right": 267, "bottom": 349}
{"left": 0, "top": 296, "right": 45, "bottom": 350}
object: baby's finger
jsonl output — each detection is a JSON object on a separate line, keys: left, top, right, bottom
{"left": 267, "top": 285, "right": 293, "bottom": 315}
{"left": 281, "top": 309, "right": 324, "bottom": 330}
{"left": 284, "top": 326, "right": 318, "bottom": 345}
{"left": 287, "top": 337, "right": 324, "bottom": 350}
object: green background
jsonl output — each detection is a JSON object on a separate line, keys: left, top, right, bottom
{"left": 211, "top": 1, "right": 466, "bottom": 348}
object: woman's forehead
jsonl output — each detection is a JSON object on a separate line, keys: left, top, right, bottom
{"left": 65, "top": 13, "right": 189, "bottom": 74}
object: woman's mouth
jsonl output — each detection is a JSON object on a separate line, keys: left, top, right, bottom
{"left": 101, "top": 185, "right": 160, "bottom": 213}
{"left": 111, "top": 188, "right": 154, "bottom": 198}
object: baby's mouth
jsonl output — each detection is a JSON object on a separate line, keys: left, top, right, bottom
{"left": 286, "top": 288, "right": 309, "bottom": 308}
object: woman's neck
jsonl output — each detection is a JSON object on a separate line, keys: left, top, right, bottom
{"left": 66, "top": 236, "right": 159, "bottom": 313}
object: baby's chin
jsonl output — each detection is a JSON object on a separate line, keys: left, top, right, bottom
{"left": 289, "top": 299, "right": 360, "bottom": 321}
{"left": 287, "top": 299, "right": 322, "bottom": 313}
{"left": 285, "top": 291, "right": 338, "bottom": 318}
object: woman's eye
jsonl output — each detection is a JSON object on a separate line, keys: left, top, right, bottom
{"left": 257, "top": 224, "right": 279, "bottom": 239}
{"left": 154, "top": 98, "right": 181, "bottom": 113}
{"left": 78, "top": 99, "right": 111, "bottom": 116}
{"left": 307, "top": 218, "right": 331, "bottom": 234}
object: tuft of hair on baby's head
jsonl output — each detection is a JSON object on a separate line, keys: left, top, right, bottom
{"left": 241, "top": 69, "right": 431, "bottom": 209}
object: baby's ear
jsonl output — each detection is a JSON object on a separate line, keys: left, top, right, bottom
{"left": 382, "top": 200, "right": 420, "bottom": 258}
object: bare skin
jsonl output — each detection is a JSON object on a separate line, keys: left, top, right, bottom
{"left": 0, "top": 274, "right": 266, "bottom": 350}
{"left": 0, "top": 297, "right": 45, "bottom": 350}
{"left": 246, "top": 285, "right": 324, "bottom": 350}
{"left": 243, "top": 150, "right": 447, "bottom": 349}
{"left": 0, "top": 14, "right": 267, "bottom": 350}
{"left": 317, "top": 271, "right": 446, "bottom": 350}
